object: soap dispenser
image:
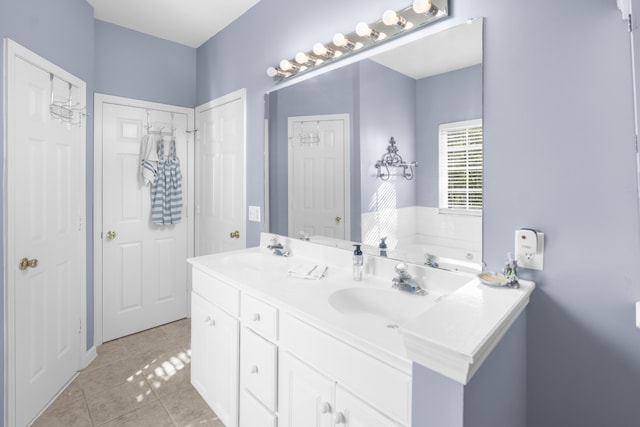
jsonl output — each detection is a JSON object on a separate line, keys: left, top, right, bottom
{"left": 379, "top": 237, "right": 388, "bottom": 257}
{"left": 353, "top": 244, "right": 363, "bottom": 281}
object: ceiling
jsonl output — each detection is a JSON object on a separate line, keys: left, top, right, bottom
{"left": 370, "top": 18, "right": 483, "bottom": 80}
{"left": 86, "top": 0, "right": 261, "bottom": 48}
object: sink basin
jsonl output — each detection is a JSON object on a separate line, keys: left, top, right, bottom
{"left": 328, "top": 287, "right": 437, "bottom": 326}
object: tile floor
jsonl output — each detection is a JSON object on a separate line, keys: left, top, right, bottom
{"left": 32, "top": 318, "right": 224, "bottom": 427}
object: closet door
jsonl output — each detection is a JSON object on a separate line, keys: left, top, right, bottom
{"left": 100, "top": 103, "right": 189, "bottom": 341}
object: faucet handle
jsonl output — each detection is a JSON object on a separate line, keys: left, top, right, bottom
{"left": 394, "top": 262, "right": 407, "bottom": 274}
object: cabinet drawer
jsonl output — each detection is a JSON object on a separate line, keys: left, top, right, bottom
{"left": 241, "top": 293, "right": 278, "bottom": 341}
{"left": 240, "top": 390, "right": 277, "bottom": 427}
{"left": 241, "top": 328, "right": 278, "bottom": 411}
{"left": 192, "top": 267, "right": 240, "bottom": 317}
{"left": 280, "top": 313, "right": 411, "bottom": 425}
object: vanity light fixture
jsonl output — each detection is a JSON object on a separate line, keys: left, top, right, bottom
{"left": 266, "top": 0, "right": 448, "bottom": 81}
{"left": 382, "top": 10, "right": 407, "bottom": 28}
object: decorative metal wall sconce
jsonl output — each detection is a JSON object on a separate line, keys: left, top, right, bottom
{"left": 375, "top": 137, "right": 418, "bottom": 180}
{"left": 267, "top": 0, "right": 448, "bottom": 81}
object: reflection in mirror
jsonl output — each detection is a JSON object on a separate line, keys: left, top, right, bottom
{"left": 266, "top": 19, "right": 483, "bottom": 271}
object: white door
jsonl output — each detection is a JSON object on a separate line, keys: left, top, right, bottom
{"left": 5, "top": 40, "right": 85, "bottom": 426}
{"left": 288, "top": 114, "right": 350, "bottom": 240}
{"left": 99, "top": 102, "right": 190, "bottom": 341}
{"left": 195, "top": 89, "right": 246, "bottom": 255}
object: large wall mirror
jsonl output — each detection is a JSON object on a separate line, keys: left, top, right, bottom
{"left": 266, "top": 18, "right": 483, "bottom": 271}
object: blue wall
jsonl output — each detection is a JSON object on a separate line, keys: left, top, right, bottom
{"left": 359, "top": 59, "right": 417, "bottom": 214}
{"left": 94, "top": 21, "right": 197, "bottom": 108}
{"left": 416, "top": 64, "right": 483, "bottom": 207}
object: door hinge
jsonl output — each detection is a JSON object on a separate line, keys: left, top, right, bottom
{"left": 636, "top": 135, "right": 638, "bottom": 153}
{"left": 79, "top": 318, "right": 82, "bottom": 334}
{"left": 78, "top": 215, "right": 84, "bottom": 231}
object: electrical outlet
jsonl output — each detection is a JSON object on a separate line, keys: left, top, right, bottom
{"left": 248, "top": 206, "right": 261, "bottom": 222}
{"left": 515, "top": 230, "right": 544, "bottom": 270}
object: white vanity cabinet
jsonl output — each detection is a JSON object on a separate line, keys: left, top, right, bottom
{"left": 279, "top": 313, "right": 411, "bottom": 427}
{"left": 191, "top": 269, "right": 240, "bottom": 427}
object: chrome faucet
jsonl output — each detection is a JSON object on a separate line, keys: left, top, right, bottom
{"left": 299, "top": 231, "right": 310, "bottom": 241}
{"left": 267, "top": 236, "right": 290, "bottom": 257}
{"left": 392, "top": 263, "right": 427, "bottom": 296}
{"left": 424, "top": 253, "right": 439, "bottom": 268}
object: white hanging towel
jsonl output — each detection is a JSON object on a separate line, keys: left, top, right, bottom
{"left": 139, "top": 134, "right": 158, "bottom": 185}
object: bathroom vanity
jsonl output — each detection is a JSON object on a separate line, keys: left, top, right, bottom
{"left": 188, "top": 234, "right": 534, "bottom": 427}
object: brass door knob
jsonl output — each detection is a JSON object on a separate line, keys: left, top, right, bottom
{"left": 19, "top": 258, "right": 38, "bottom": 270}
{"left": 106, "top": 230, "right": 116, "bottom": 240}
{"left": 335, "top": 216, "right": 342, "bottom": 223}
{"left": 230, "top": 230, "right": 240, "bottom": 239}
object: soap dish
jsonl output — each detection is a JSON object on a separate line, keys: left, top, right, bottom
{"left": 477, "top": 272, "right": 510, "bottom": 287}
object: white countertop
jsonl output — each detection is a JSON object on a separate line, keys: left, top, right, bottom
{"left": 188, "top": 235, "right": 535, "bottom": 384}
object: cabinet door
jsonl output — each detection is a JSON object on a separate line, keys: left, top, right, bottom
{"left": 279, "top": 352, "right": 334, "bottom": 427}
{"left": 210, "top": 304, "right": 240, "bottom": 427}
{"left": 334, "top": 386, "right": 403, "bottom": 427}
{"left": 191, "top": 292, "right": 240, "bottom": 427}
{"left": 191, "top": 293, "right": 216, "bottom": 404}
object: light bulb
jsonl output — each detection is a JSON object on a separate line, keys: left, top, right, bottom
{"left": 412, "top": 0, "right": 438, "bottom": 16}
{"left": 382, "top": 9, "right": 406, "bottom": 27}
{"left": 333, "top": 33, "right": 347, "bottom": 47}
{"left": 313, "top": 43, "right": 327, "bottom": 56}
{"left": 333, "top": 33, "right": 356, "bottom": 50}
{"left": 355, "top": 22, "right": 383, "bottom": 40}
{"left": 295, "top": 52, "right": 309, "bottom": 64}
{"left": 279, "top": 59, "right": 291, "bottom": 71}
{"left": 355, "top": 22, "right": 370, "bottom": 37}
{"left": 266, "top": 67, "right": 280, "bottom": 78}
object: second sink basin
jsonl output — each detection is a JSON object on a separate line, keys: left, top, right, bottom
{"left": 328, "top": 287, "right": 437, "bottom": 326}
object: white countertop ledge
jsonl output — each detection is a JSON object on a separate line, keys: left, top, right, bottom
{"left": 188, "top": 234, "right": 535, "bottom": 385}
{"left": 399, "top": 278, "right": 534, "bottom": 384}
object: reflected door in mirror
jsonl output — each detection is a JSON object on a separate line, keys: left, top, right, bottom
{"left": 288, "top": 114, "right": 350, "bottom": 239}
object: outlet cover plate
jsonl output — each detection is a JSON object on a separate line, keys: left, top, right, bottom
{"left": 515, "top": 231, "right": 544, "bottom": 270}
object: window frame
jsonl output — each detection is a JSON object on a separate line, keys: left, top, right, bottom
{"left": 438, "top": 118, "right": 483, "bottom": 216}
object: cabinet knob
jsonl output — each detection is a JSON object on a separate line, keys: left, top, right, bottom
{"left": 252, "top": 313, "right": 261, "bottom": 322}
{"left": 320, "top": 402, "right": 332, "bottom": 414}
{"left": 203, "top": 315, "right": 211, "bottom": 323}
{"left": 334, "top": 412, "right": 346, "bottom": 424}
{"left": 250, "top": 365, "right": 259, "bottom": 374}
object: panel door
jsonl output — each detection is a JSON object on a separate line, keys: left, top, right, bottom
{"left": 101, "top": 104, "right": 188, "bottom": 341}
{"left": 288, "top": 115, "right": 349, "bottom": 240}
{"left": 278, "top": 352, "right": 334, "bottom": 427}
{"left": 10, "top": 54, "right": 83, "bottom": 426}
{"left": 196, "top": 92, "right": 246, "bottom": 256}
{"left": 210, "top": 304, "right": 240, "bottom": 427}
{"left": 190, "top": 292, "right": 216, "bottom": 404}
